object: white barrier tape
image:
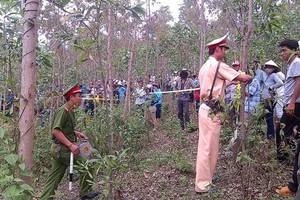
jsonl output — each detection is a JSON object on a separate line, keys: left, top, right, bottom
{"left": 150, "top": 88, "right": 200, "bottom": 94}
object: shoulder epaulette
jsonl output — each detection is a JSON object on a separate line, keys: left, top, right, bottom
{"left": 65, "top": 106, "right": 69, "bottom": 112}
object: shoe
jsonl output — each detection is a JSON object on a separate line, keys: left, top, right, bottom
{"left": 212, "top": 176, "right": 219, "bottom": 184}
{"left": 275, "top": 186, "right": 295, "bottom": 195}
{"left": 195, "top": 191, "right": 208, "bottom": 195}
{"left": 81, "top": 192, "right": 100, "bottom": 200}
{"left": 195, "top": 187, "right": 218, "bottom": 194}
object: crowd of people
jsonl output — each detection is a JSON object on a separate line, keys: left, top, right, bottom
{"left": 194, "top": 35, "right": 300, "bottom": 198}
{"left": 33, "top": 35, "right": 300, "bottom": 199}
{"left": 1, "top": 31, "right": 299, "bottom": 199}
{"left": 80, "top": 78, "right": 163, "bottom": 130}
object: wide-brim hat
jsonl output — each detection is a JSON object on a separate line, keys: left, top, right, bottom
{"left": 206, "top": 34, "right": 229, "bottom": 50}
{"left": 264, "top": 60, "right": 281, "bottom": 71}
{"left": 63, "top": 83, "right": 82, "bottom": 99}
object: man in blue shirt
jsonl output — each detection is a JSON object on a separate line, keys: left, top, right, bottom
{"left": 116, "top": 81, "right": 126, "bottom": 104}
{"left": 153, "top": 83, "right": 162, "bottom": 124}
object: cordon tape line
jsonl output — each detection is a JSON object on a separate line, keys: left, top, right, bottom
{"left": 82, "top": 97, "right": 118, "bottom": 100}
{"left": 149, "top": 88, "right": 200, "bottom": 94}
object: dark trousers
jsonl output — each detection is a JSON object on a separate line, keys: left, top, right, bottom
{"left": 288, "top": 141, "right": 300, "bottom": 192}
{"left": 177, "top": 100, "right": 190, "bottom": 129}
{"left": 156, "top": 104, "right": 162, "bottom": 119}
{"left": 264, "top": 100, "right": 275, "bottom": 139}
{"left": 195, "top": 100, "right": 200, "bottom": 111}
{"left": 40, "top": 144, "right": 93, "bottom": 199}
{"left": 276, "top": 103, "right": 300, "bottom": 163}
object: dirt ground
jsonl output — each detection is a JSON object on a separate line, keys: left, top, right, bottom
{"left": 118, "top": 126, "right": 295, "bottom": 200}
{"left": 35, "top": 102, "right": 296, "bottom": 200}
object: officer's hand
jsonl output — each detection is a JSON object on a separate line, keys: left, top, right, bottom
{"left": 287, "top": 103, "right": 295, "bottom": 115}
{"left": 75, "top": 131, "right": 88, "bottom": 140}
{"left": 231, "top": 80, "right": 239, "bottom": 85}
{"left": 69, "top": 144, "right": 80, "bottom": 155}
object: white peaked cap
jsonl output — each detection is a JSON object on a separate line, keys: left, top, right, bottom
{"left": 206, "top": 33, "right": 229, "bottom": 49}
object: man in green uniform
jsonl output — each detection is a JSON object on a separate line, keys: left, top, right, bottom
{"left": 40, "top": 84, "right": 99, "bottom": 200}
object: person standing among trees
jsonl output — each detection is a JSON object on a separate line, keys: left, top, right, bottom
{"left": 2, "top": 89, "right": 14, "bottom": 117}
{"left": 273, "top": 65, "right": 285, "bottom": 131}
{"left": 152, "top": 83, "right": 162, "bottom": 126}
{"left": 195, "top": 34, "right": 252, "bottom": 194}
{"left": 193, "top": 78, "right": 201, "bottom": 112}
{"left": 134, "top": 80, "right": 146, "bottom": 111}
{"left": 40, "top": 84, "right": 99, "bottom": 200}
{"left": 225, "top": 61, "right": 241, "bottom": 105}
{"left": 261, "top": 60, "right": 283, "bottom": 139}
{"left": 275, "top": 39, "right": 300, "bottom": 195}
{"left": 244, "top": 68, "right": 261, "bottom": 121}
{"left": 115, "top": 81, "right": 126, "bottom": 105}
{"left": 175, "top": 68, "right": 194, "bottom": 130}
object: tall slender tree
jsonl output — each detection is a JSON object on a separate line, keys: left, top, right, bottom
{"left": 239, "top": 0, "right": 253, "bottom": 151}
{"left": 144, "top": 0, "right": 150, "bottom": 83}
{"left": 107, "top": 3, "right": 115, "bottom": 155}
{"left": 123, "top": 20, "right": 137, "bottom": 121}
{"left": 198, "top": 0, "right": 206, "bottom": 68}
{"left": 18, "top": 0, "right": 39, "bottom": 185}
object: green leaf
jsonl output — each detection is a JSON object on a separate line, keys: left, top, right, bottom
{"left": 14, "top": 195, "right": 31, "bottom": 200}
{"left": 19, "top": 163, "right": 26, "bottom": 171}
{"left": 74, "top": 44, "right": 86, "bottom": 51}
{"left": 2, "top": 185, "right": 23, "bottom": 198}
{"left": 77, "top": 27, "right": 85, "bottom": 33}
{"left": 59, "top": 0, "right": 71, "bottom": 7}
{"left": 102, "top": 188, "right": 110, "bottom": 197}
{"left": 0, "top": 114, "right": 12, "bottom": 122}
{"left": 132, "top": 3, "right": 145, "bottom": 14}
{"left": 0, "top": 174, "right": 14, "bottom": 184}
{"left": 13, "top": 178, "right": 24, "bottom": 183}
{"left": 7, "top": 13, "right": 22, "bottom": 20}
{"left": 4, "top": 154, "right": 19, "bottom": 166}
{"left": 20, "top": 183, "right": 34, "bottom": 192}
{"left": 0, "top": 127, "right": 5, "bottom": 139}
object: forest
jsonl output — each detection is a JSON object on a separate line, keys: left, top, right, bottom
{"left": 0, "top": 0, "right": 300, "bottom": 199}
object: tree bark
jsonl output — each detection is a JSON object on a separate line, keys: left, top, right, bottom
{"left": 144, "top": 0, "right": 150, "bottom": 84}
{"left": 239, "top": 0, "right": 253, "bottom": 152}
{"left": 198, "top": 0, "right": 206, "bottom": 68}
{"left": 123, "top": 20, "right": 137, "bottom": 121}
{"left": 18, "top": 0, "right": 39, "bottom": 186}
{"left": 107, "top": 3, "right": 114, "bottom": 155}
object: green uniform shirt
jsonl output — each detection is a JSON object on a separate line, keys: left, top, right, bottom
{"left": 51, "top": 103, "right": 77, "bottom": 142}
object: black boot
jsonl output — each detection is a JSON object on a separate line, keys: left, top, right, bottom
{"left": 81, "top": 192, "right": 100, "bottom": 200}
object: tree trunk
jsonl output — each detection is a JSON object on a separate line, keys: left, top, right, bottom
{"left": 107, "top": 3, "right": 114, "bottom": 155}
{"left": 123, "top": 20, "right": 137, "bottom": 121}
{"left": 18, "top": 0, "right": 39, "bottom": 186}
{"left": 193, "top": 54, "right": 196, "bottom": 74}
{"left": 144, "top": 0, "right": 150, "bottom": 84}
{"left": 239, "top": 0, "right": 253, "bottom": 152}
{"left": 198, "top": 0, "right": 206, "bottom": 68}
